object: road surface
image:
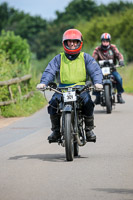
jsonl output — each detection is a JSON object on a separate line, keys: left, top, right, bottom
{"left": 0, "top": 94, "right": 133, "bottom": 200}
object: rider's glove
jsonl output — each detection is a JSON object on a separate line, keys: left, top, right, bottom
{"left": 119, "top": 60, "right": 124, "bottom": 66}
{"left": 94, "top": 84, "right": 103, "bottom": 90}
{"left": 36, "top": 83, "right": 46, "bottom": 89}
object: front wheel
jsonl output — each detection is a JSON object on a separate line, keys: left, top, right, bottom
{"left": 64, "top": 113, "right": 74, "bottom": 161}
{"left": 104, "top": 85, "right": 112, "bottom": 114}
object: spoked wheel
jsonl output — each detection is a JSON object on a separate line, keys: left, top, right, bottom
{"left": 104, "top": 85, "right": 112, "bottom": 114}
{"left": 64, "top": 113, "right": 74, "bottom": 161}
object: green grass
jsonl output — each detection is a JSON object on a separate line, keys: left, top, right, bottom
{"left": 0, "top": 91, "right": 47, "bottom": 117}
{"left": 118, "top": 63, "right": 133, "bottom": 94}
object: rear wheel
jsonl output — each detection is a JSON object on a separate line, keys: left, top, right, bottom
{"left": 64, "top": 113, "right": 74, "bottom": 161}
{"left": 104, "top": 85, "right": 112, "bottom": 114}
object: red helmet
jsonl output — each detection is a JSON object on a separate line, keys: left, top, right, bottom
{"left": 101, "top": 33, "right": 111, "bottom": 41}
{"left": 62, "top": 29, "right": 83, "bottom": 54}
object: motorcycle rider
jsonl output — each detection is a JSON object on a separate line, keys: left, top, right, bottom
{"left": 92, "top": 33, "right": 125, "bottom": 104}
{"left": 37, "top": 29, "right": 103, "bottom": 142}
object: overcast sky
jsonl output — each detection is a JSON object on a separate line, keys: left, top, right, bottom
{"left": 0, "top": 0, "right": 133, "bottom": 20}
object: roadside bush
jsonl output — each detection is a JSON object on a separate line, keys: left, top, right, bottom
{"left": 0, "top": 30, "right": 31, "bottom": 65}
{"left": 0, "top": 50, "right": 25, "bottom": 80}
{"left": 0, "top": 31, "right": 32, "bottom": 105}
{"left": 0, "top": 32, "right": 47, "bottom": 117}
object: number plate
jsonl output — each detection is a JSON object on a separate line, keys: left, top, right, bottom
{"left": 63, "top": 91, "right": 76, "bottom": 102}
{"left": 102, "top": 67, "right": 110, "bottom": 75}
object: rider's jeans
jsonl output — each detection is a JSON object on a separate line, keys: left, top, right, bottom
{"left": 112, "top": 71, "right": 124, "bottom": 94}
{"left": 48, "top": 91, "right": 94, "bottom": 116}
{"left": 94, "top": 71, "right": 124, "bottom": 97}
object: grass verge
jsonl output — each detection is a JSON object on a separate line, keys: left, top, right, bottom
{"left": 118, "top": 63, "right": 133, "bottom": 94}
{"left": 0, "top": 91, "right": 47, "bottom": 117}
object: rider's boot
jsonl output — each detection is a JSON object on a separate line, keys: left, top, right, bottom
{"left": 117, "top": 94, "right": 125, "bottom": 104}
{"left": 85, "top": 116, "right": 96, "bottom": 142}
{"left": 94, "top": 95, "right": 100, "bottom": 105}
{"left": 48, "top": 114, "right": 61, "bottom": 142}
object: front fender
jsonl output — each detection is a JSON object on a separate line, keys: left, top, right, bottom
{"left": 103, "top": 80, "right": 113, "bottom": 96}
{"left": 63, "top": 104, "right": 72, "bottom": 113}
{"left": 103, "top": 79, "right": 112, "bottom": 86}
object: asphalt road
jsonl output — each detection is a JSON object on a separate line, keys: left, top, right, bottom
{"left": 0, "top": 94, "right": 133, "bottom": 200}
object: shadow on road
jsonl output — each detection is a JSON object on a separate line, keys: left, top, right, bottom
{"left": 92, "top": 188, "right": 133, "bottom": 194}
{"left": 94, "top": 109, "right": 106, "bottom": 114}
{"left": 9, "top": 154, "right": 87, "bottom": 162}
{"left": 9, "top": 154, "right": 65, "bottom": 162}
{"left": 94, "top": 106, "right": 121, "bottom": 114}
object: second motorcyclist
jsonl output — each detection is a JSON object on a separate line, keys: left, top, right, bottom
{"left": 92, "top": 33, "right": 125, "bottom": 104}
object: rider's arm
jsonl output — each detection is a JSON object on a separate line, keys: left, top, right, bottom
{"left": 84, "top": 53, "right": 103, "bottom": 85}
{"left": 40, "top": 54, "right": 61, "bottom": 86}
{"left": 92, "top": 47, "right": 99, "bottom": 61}
{"left": 111, "top": 44, "right": 124, "bottom": 62}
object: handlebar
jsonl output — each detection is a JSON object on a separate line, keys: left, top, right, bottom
{"left": 99, "top": 59, "right": 113, "bottom": 66}
{"left": 99, "top": 60, "right": 123, "bottom": 68}
{"left": 38, "top": 86, "right": 62, "bottom": 94}
{"left": 37, "top": 84, "right": 103, "bottom": 93}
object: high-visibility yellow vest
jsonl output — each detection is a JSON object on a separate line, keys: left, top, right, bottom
{"left": 60, "top": 52, "right": 86, "bottom": 85}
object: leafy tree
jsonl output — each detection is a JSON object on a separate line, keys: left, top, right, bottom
{"left": 55, "top": 0, "right": 98, "bottom": 25}
{"left": 118, "top": 9, "right": 133, "bottom": 61}
{"left": 0, "top": 2, "right": 16, "bottom": 31}
{"left": 0, "top": 30, "right": 31, "bottom": 65}
{"left": 34, "top": 23, "right": 69, "bottom": 59}
{"left": 76, "top": 8, "right": 133, "bottom": 62}
{"left": 0, "top": 0, "right": 133, "bottom": 60}
{"left": 6, "top": 12, "right": 48, "bottom": 51}
{"left": 101, "top": 1, "right": 133, "bottom": 14}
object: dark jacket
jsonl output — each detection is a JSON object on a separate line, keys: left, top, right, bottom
{"left": 92, "top": 44, "right": 124, "bottom": 65}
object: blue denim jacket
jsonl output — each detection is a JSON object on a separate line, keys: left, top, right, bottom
{"left": 40, "top": 52, "right": 103, "bottom": 86}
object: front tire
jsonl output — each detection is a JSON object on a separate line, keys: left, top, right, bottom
{"left": 104, "top": 85, "right": 112, "bottom": 114}
{"left": 64, "top": 113, "right": 74, "bottom": 161}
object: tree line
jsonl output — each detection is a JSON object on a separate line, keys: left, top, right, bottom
{"left": 0, "top": 0, "right": 133, "bottom": 61}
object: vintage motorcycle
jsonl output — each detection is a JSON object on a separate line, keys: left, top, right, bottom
{"left": 98, "top": 59, "right": 119, "bottom": 114}
{"left": 39, "top": 81, "right": 96, "bottom": 162}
